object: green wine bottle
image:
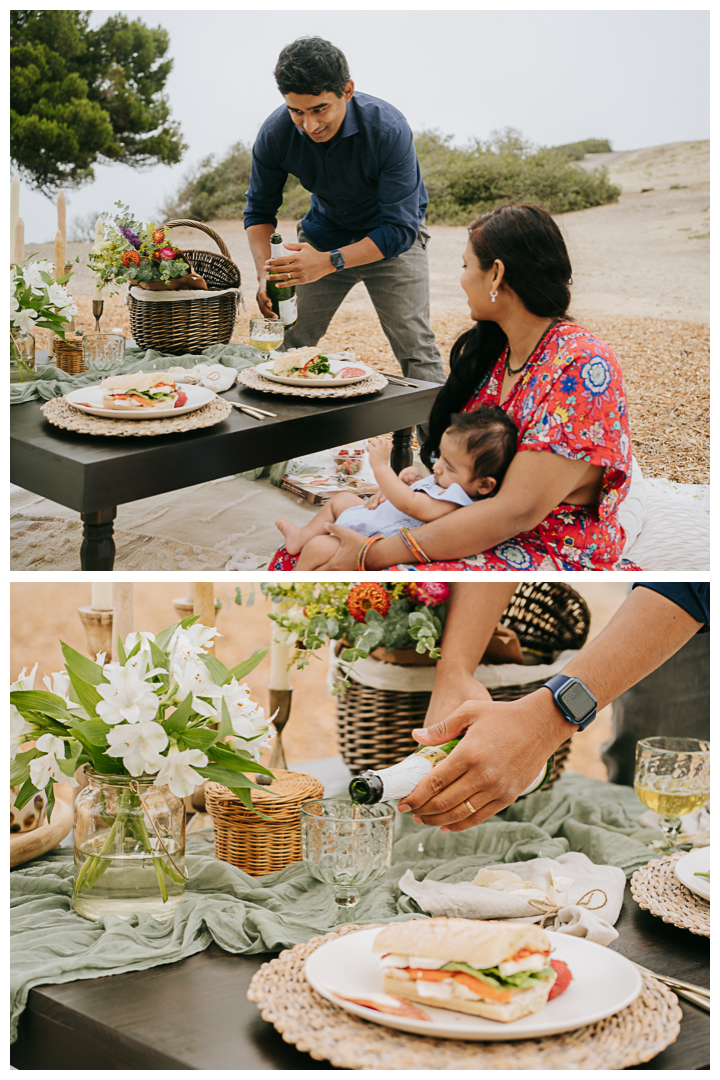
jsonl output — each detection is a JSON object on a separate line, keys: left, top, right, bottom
{"left": 267, "top": 232, "right": 297, "bottom": 328}
{"left": 349, "top": 737, "right": 554, "bottom": 805}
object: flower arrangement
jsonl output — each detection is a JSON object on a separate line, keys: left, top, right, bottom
{"left": 256, "top": 583, "right": 450, "bottom": 689}
{"left": 10, "top": 615, "right": 274, "bottom": 821}
{"left": 87, "top": 201, "right": 191, "bottom": 290}
{"left": 10, "top": 257, "right": 77, "bottom": 379}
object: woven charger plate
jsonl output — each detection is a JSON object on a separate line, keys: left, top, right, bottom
{"left": 631, "top": 852, "right": 710, "bottom": 936}
{"left": 247, "top": 924, "right": 681, "bottom": 1069}
{"left": 41, "top": 395, "right": 232, "bottom": 437}
{"left": 237, "top": 366, "right": 387, "bottom": 398}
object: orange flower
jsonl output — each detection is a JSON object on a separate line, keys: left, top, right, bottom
{"left": 152, "top": 229, "right": 165, "bottom": 244}
{"left": 347, "top": 583, "right": 391, "bottom": 622}
{"left": 122, "top": 250, "right": 141, "bottom": 267}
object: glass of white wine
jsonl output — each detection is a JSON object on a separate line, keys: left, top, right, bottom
{"left": 634, "top": 737, "right": 710, "bottom": 853}
{"left": 249, "top": 317, "right": 284, "bottom": 354}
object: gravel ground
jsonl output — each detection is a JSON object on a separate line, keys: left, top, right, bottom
{"left": 33, "top": 140, "right": 709, "bottom": 485}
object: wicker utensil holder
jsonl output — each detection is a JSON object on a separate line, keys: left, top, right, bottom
{"left": 335, "top": 582, "right": 590, "bottom": 776}
{"left": 53, "top": 334, "right": 87, "bottom": 374}
{"left": 205, "top": 770, "right": 324, "bottom": 875}
{"left": 126, "top": 219, "right": 241, "bottom": 354}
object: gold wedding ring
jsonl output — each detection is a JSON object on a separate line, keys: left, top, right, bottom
{"left": 465, "top": 799, "right": 476, "bottom": 815}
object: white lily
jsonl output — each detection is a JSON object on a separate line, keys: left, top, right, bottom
{"left": 29, "top": 733, "right": 78, "bottom": 789}
{"left": 123, "top": 631, "right": 157, "bottom": 678}
{"left": 96, "top": 663, "right": 161, "bottom": 725}
{"left": 154, "top": 745, "right": 208, "bottom": 798}
{"left": 22, "top": 261, "right": 53, "bottom": 292}
{"left": 42, "top": 670, "right": 72, "bottom": 704}
{"left": 168, "top": 623, "right": 221, "bottom": 668}
{"left": 105, "top": 720, "right": 167, "bottom": 776}
{"left": 170, "top": 656, "right": 223, "bottom": 718}
{"left": 10, "top": 664, "right": 40, "bottom": 758}
{"left": 215, "top": 678, "right": 273, "bottom": 761}
{"left": 13, "top": 308, "right": 38, "bottom": 334}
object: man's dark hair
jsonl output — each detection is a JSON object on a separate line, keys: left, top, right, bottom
{"left": 274, "top": 37, "right": 350, "bottom": 97}
{"left": 446, "top": 406, "right": 518, "bottom": 488}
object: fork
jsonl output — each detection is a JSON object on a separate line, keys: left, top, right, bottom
{"left": 631, "top": 961, "right": 709, "bottom": 1010}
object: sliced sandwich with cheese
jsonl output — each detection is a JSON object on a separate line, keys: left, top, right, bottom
{"left": 99, "top": 372, "right": 186, "bottom": 410}
{"left": 373, "top": 918, "right": 558, "bottom": 1022}
{"left": 272, "top": 348, "right": 332, "bottom": 378}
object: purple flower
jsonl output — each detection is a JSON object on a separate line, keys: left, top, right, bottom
{"left": 115, "top": 221, "right": 141, "bottom": 249}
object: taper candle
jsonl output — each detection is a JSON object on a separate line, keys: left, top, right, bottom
{"left": 14, "top": 217, "right": 24, "bottom": 265}
{"left": 91, "top": 584, "right": 113, "bottom": 610}
{"left": 57, "top": 189, "right": 66, "bottom": 244}
{"left": 54, "top": 230, "right": 66, "bottom": 281}
{"left": 269, "top": 628, "right": 292, "bottom": 690}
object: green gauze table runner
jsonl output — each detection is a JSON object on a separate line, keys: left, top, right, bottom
{"left": 10, "top": 773, "right": 659, "bottom": 1041}
{"left": 10, "top": 343, "right": 266, "bottom": 404}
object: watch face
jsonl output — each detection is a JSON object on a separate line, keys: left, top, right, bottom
{"left": 331, "top": 251, "right": 344, "bottom": 269}
{"left": 557, "top": 679, "right": 596, "bottom": 723}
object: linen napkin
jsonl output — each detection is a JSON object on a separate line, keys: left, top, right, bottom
{"left": 635, "top": 806, "right": 710, "bottom": 848}
{"left": 167, "top": 363, "right": 237, "bottom": 392}
{"left": 398, "top": 851, "right": 625, "bottom": 945}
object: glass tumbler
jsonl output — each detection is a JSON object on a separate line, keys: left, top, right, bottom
{"left": 81, "top": 332, "right": 126, "bottom": 372}
{"left": 633, "top": 737, "right": 710, "bottom": 852}
{"left": 301, "top": 798, "right": 395, "bottom": 922}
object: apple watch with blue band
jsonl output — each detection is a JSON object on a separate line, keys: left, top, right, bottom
{"left": 543, "top": 674, "right": 598, "bottom": 731}
{"left": 330, "top": 249, "right": 345, "bottom": 271}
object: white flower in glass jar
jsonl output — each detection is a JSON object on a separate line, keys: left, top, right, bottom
{"left": 169, "top": 625, "right": 221, "bottom": 667}
{"left": 170, "top": 657, "right": 224, "bottom": 718}
{"left": 96, "top": 664, "right": 162, "bottom": 725}
{"left": 105, "top": 720, "right": 168, "bottom": 775}
{"left": 42, "top": 670, "right": 73, "bottom": 704}
{"left": 10, "top": 664, "right": 39, "bottom": 758}
{"left": 13, "top": 307, "right": 38, "bottom": 335}
{"left": 154, "top": 745, "right": 209, "bottom": 798}
{"left": 29, "top": 733, "right": 78, "bottom": 788}
{"left": 218, "top": 678, "right": 274, "bottom": 761}
{"left": 122, "top": 631, "right": 157, "bottom": 678}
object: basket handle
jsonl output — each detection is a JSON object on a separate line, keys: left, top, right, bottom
{"left": 163, "top": 219, "right": 231, "bottom": 260}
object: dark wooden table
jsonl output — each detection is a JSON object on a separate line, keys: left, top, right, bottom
{"left": 11, "top": 366, "right": 440, "bottom": 569}
{"left": 10, "top": 885, "right": 709, "bottom": 1070}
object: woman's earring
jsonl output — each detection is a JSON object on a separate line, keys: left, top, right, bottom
{"left": 490, "top": 289, "right": 498, "bottom": 303}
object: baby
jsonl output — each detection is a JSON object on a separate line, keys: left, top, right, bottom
{"left": 276, "top": 406, "right": 518, "bottom": 570}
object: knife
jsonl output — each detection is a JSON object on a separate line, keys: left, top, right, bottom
{"left": 377, "top": 371, "right": 420, "bottom": 388}
{"left": 631, "top": 961, "right": 709, "bottom": 1009}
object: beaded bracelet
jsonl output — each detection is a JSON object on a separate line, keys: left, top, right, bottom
{"left": 356, "top": 534, "right": 385, "bottom": 572}
{"left": 398, "top": 527, "right": 433, "bottom": 564}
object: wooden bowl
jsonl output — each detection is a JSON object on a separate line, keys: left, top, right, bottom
{"left": 10, "top": 787, "right": 74, "bottom": 868}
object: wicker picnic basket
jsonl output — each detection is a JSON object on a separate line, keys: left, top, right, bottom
{"left": 335, "top": 582, "right": 591, "bottom": 779}
{"left": 205, "top": 770, "right": 324, "bottom": 875}
{"left": 125, "top": 219, "right": 241, "bottom": 354}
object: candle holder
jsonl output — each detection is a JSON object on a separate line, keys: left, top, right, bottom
{"left": 268, "top": 688, "right": 293, "bottom": 771}
{"left": 77, "top": 607, "right": 114, "bottom": 661}
{"left": 92, "top": 299, "right": 104, "bottom": 332}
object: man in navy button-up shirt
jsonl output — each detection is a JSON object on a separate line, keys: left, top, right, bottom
{"left": 244, "top": 37, "right": 446, "bottom": 395}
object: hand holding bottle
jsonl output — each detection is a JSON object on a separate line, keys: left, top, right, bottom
{"left": 265, "top": 242, "right": 334, "bottom": 287}
{"left": 255, "top": 277, "right": 277, "bottom": 319}
{"left": 396, "top": 690, "right": 575, "bottom": 831}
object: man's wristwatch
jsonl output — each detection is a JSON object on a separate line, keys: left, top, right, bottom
{"left": 542, "top": 674, "right": 597, "bottom": 731}
{"left": 330, "top": 249, "right": 345, "bottom": 271}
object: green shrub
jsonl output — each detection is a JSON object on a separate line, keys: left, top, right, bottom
{"left": 544, "top": 138, "right": 613, "bottom": 162}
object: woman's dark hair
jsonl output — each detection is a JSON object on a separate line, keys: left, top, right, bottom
{"left": 421, "top": 203, "right": 572, "bottom": 470}
{"left": 446, "top": 406, "right": 517, "bottom": 489}
{"left": 274, "top": 37, "right": 350, "bottom": 97}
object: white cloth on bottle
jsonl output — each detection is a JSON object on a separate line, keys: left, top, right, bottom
{"left": 334, "top": 475, "right": 475, "bottom": 539}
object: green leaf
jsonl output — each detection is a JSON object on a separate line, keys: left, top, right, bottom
{"left": 149, "top": 639, "right": 170, "bottom": 671}
{"left": 61, "top": 641, "right": 108, "bottom": 686}
{"left": 10, "top": 748, "right": 41, "bottom": 787}
{"left": 217, "top": 697, "right": 233, "bottom": 740}
{"left": 14, "top": 777, "right": 41, "bottom": 812}
{"left": 9, "top": 690, "right": 76, "bottom": 721}
{"left": 46, "top": 779, "right": 56, "bottom": 824}
{"left": 154, "top": 614, "right": 201, "bottom": 652}
{"left": 65, "top": 716, "right": 112, "bottom": 746}
{"left": 178, "top": 728, "right": 218, "bottom": 751}
{"left": 66, "top": 672, "right": 102, "bottom": 720}
{"left": 228, "top": 648, "right": 269, "bottom": 682}
{"left": 116, "top": 635, "right": 127, "bottom": 665}
{"left": 57, "top": 740, "right": 83, "bottom": 777}
{"left": 164, "top": 692, "right": 195, "bottom": 734}
{"left": 200, "top": 653, "right": 233, "bottom": 686}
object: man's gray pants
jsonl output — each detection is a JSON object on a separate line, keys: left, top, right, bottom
{"left": 283, "top": 222, "right": 447, "bottom": 388}
{"left": 601, "top": 632, "right": 710, "bottom": 786}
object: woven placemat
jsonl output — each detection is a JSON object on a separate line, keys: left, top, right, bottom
{"left": 631, "top": 852, "right": 710, "bottom": 937}
{"left": 237, "top": 367, "right": 387, "bottom": 398}
{"left": 41, "top": 395, "right": 232, "bottom": 437}
{"left": 247, "top": 924, "right": 682, "bottom": 1069}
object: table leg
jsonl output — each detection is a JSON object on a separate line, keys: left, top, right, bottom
{"left": 391, "top": 427, "right": 414, "bottom": 473}
{"left": 80, "top": 508, "right": 117, "bottom": 570}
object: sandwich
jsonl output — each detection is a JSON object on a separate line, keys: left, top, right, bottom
{"left": 272, "top": 348, "right": 333, "bottom": 378}
{"left": 99, "top": 372, "right": 186, "bottom": 410}
{"left": 372, "top": 918, "right": 559, "bottom": 1022}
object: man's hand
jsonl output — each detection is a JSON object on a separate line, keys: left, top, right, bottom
{"left": 255, "top": 277, "right": 277, "bottom": 319}
{"left": 396, "top": 691, "right": 574, "bottom": 832}
{"left": 398, "top": 466, "right": 424, "bottom": 486}
{"left": 265, "top": 243, "right": 333, "bottom": 288}
{"left": 367, "top": 436, "right": 392, "bottom": 471}
{"left": 423, "top": 659, "right": 492, "bottom": 730}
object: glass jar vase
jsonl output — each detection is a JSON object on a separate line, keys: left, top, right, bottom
{"left": 73, "top": 771, "right": 186, "bottom": 921}
{"left": 10, "top": 330, "right": 35, "bottom": 384}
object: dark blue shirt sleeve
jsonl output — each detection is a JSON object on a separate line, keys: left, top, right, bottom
{"left": 243, "top": 133, "right": 289, "bottom": 229}
{"left": 632, "top": 583, "right": 709, "bottom": 632}
{"left": 366, "top": 122, "right": 425, "bottom": 259}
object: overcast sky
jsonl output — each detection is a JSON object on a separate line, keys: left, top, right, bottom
{"left": 18, "top": 6, "right": 710, "bottom": 242}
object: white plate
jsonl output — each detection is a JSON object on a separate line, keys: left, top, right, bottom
{"left": 675, "top": 847, "right": 710, "bottom": 900}
{"left": 257, "top": 357, "right": 373, "bottom": 387}
{"left": 304, "top": 926, "right": 642, "bottom": 1041}
{"left": 65, "top": 383, "right": 214, "bottom": 419}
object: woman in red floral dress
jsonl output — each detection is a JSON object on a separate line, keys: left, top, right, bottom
{"left": 269, "top": 203, "right": 640, "bottom": 572}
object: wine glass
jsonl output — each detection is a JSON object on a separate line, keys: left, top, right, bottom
{"left": 81, "top": 332, "right": 125, "bottom": 372}
{"left": 634, "top": 737, "right": 710, "bottom": 853}
{"left": 300, "top": 799, "right": 395, "bottom": 924}
{"left": 249, "top": 317, "right": 284, "bottom": 354}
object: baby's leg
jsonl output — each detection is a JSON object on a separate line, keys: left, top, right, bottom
{"left": 295, "top": 534, "right": 342, "bottom": 570}
{"left": 276, "top": 491, "right": 363, "bottom": 555}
